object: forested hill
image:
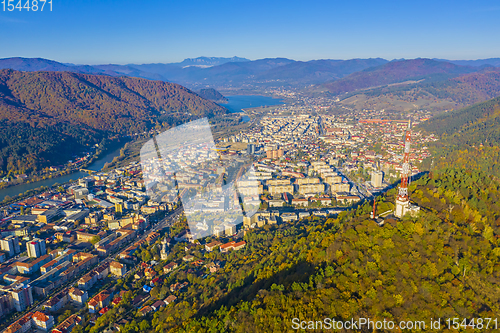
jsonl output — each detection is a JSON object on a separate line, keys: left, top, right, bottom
{"left": 197, "top": 88, "right": 228, "bottom": 102}
{"left": 118, "top": 107, "right": 500, "bottom": 333}
{"left": 79, "top": 80, "right": 500, "bottom": 333}
{"left": 420, "top": 95, "right": 500, "bottom": 139}
{"left": 419, "top": 95, "right": 500, "bottom": 177}
{"left": 111, "top": 169, "right": 500, "bottom": 333}
{"left": 320, "top": 58, "right": 477, "bottom": 95}
{"left": 0, "top": 69, "right": 226, "bottom": 175}
{"left": 143, "top": 95, "right": 500, "bottom": 333}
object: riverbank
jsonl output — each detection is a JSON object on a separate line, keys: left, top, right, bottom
{"left": 0, "top": 138, "right": 129, "bottom": 203}
{"left": 101, "top": 137, "right": 149, "bottom": 172}
{"left": 0, "top": 138, "right": 126, "bottom": 189}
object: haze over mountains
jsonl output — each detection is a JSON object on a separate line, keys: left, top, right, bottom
{"left": 175, "top": 56, "right": 250, "bottom": 68}
{"left": 2, "top": 55, "right": 500, "bottom": 113}
{"left": 434, "top": 58, "right": 500, "bottom": 67}
{"left": 319, "top": 58, "right": 478, "bottom": 95}
{"left": 3, "top": 56, "right": 499, "bottom": 92}
{"left": 96, "top": 57, "right": 386, "bottom": 88}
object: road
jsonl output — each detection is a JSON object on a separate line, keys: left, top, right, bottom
{"left": 336, "top": 168, "right": 369, "bottom": 200}
{"left": 3, "top": 206, "right": 184, "bottom": 330}
{"left": 138, "top": 206, "right": 183, "bottom": 242}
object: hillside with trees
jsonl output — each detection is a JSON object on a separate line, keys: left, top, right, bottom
{"left": 0, "top": 69, "right": 227, "bottom": 176}
{"left": 419, "top": 94, "right": 500, "bottom": 177}
{"left": 368, "top": 69, "right": 500, "bottom": 105}
{"left": 79, "top": 168, "right": 500, "bottom": 333}
{"left": 63, "top": 94, "right": 500, "bottom": 333}
{"left": 320, "top": 58, "right": 477, "bottom": 95}
{"left": 197, "top": 88, "right": 228, "bottom": 102}
{"left": 325, "top": 68, "right": 500, "bottom": 112}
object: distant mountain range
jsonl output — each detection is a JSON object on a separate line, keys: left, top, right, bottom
{"left": 0, "top": 56, "right": 371, "bottom": 88}
{"left": 319, "top": 58, "right": 478, "bottom": 95}
{"left": 328, "top": 67, "right": 500, "bottom": 112}
{"left": 433, "top": 58, "right": 500, "bottom": 67}
{"left": 0, "top": 56, "right": 491, "bottom": 91}
{"left": 1, "top": 56, "right": 500, "bottom": 110}
{"left": 0, "top": 56, "right": 393, "bottom": 89}
{"left": 0, "top": 69, "right": 226, "bottom": 175}
{"left": 249, "top": 58, "right": 388, "bottom": 86}
{"left": 176, "top": 56, "right": 249, "bottom": 68}
{"left": 2, "top": 56, "right": 500, "bottom": 91}
{"left": 0, "top": 57, "right": 115, "bottom": 75}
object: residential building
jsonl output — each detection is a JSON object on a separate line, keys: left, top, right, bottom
{"left": 69, "top": 288, "right": 88, "bottom": 306}
{"left": 224, "top": 223, "right": 237, "bottom": 236}
{"left": 220, "top": 241, "right": 246, "bottom": 252}
{"left": 213, "top": 225, "right": 224, "bottom": 237}
{"left": 268, "top": 185, "right": 293, "bottom": 195}
{"left": 164, "top": 295, "right": 177, "bottom": 305}
{"left": 5, "top": 310, "right": 54, "bottom": 333}
{"left": 139, "top": 305, "right": 153, "bottom": 316}
{"left": 8, "top": 284, "right": 33, "bottom": 312}
{"left": 43, "top": 290, "right": 69, "bottom": 312}
{"left": 247, "top": 143, "right": 255, "bottom": 154}
{"left": 325, "top": 175, "right": 342, "bottom": 184}
{"left": 298, "top": 183, "right": 325, "bottom": 195}
{"left": 205, "top": 241, "right": 222, "bottom": 252}
{"left": 32, "top": 311, "right": 54, "bottom": 331}
{"left": 51, "top": 314, "right": 81, "bottom": 333}
{"left": 296, "top": 177, "right": 320, "bottom": 185}
{"left": 330, "top": 182, "right": 350, "bottom": 193}
{"left": 267, "top": 179, "right": 290, "bottom": 186}
{"left": 291, "top": 198, "right": 309, "bottom": 207}
{"left": 27, "top": 238, "right": 46, "bottom": 258}
{"left": 268, "top": 199, "right": 285, "bottom": 207}
{"left": 266, "top": 149, "right": 283, "bottom": 159}
{"left": 163, "top": 262, "right": 178, "bottom": 273}
{"left": 88, "top": 291, "right": 110, "bottom": 313}
{"left": 110, "top": 261, "right": 126, "bottom": 277}
{"left": 1, "top": 236, "right": 20, "bottom": 257}
{"left": 151, "top": 300, "right": 165, "bottom": 311}
{"left": 281, "top": 212, "right": 297, "bottom": 222}
{"left": 371, "top": 170, "right": 384, "bottom": 187}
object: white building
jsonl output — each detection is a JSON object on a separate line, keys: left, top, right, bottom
{"left": 1, "top": 235, "right": 20, "bottom": 257}
{"left": 27, "top": 238, "right": 46, "bottom": 258}
{"left": 371, "top": 170, "right": 384, "bottom": 187}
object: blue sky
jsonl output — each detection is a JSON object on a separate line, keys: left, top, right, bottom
{"left": 1, "top": 0, "right": 500, "bottom": 64}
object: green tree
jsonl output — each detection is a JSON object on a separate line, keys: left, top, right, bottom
{"left": 90, "top": 236, "right": 101, "bottom": 245}
{"left": 139, "top": 320, "right": 150, "bottom": 331}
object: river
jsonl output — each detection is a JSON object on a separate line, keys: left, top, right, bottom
{"left": 0, "top": 144, "right": 125, "bottom": 200}
{"left": 0, "top": 95, "right": 284, "bottom": 201}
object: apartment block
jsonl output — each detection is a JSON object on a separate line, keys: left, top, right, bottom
{"left": 27, "top": 238, "right": 46, "bottom": 258}
{"left": 298, "top": 183, "right": 325, "bottom": 195}
{"left": 1, "top": 236, "right": 20, "bottom": 257}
